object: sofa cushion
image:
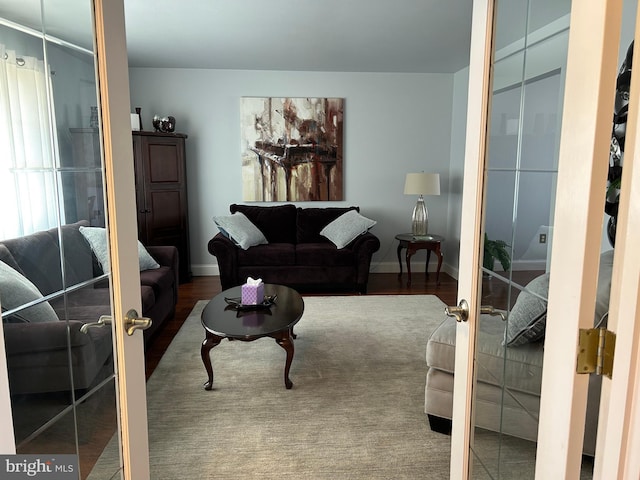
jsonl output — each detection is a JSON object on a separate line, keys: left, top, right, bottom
{"left": 296, "top": 206, "right": 359, "bottom": 243}
{"left": 79, "top": 226, "right": 160, "bottom": 272}
{"left": 0, "top": 259, "right": 58, "bottom": 324}
{"left": 50, "top": 288, "right": 112, "bottom": 324}
{"left": 56, "top": 221, "right": 96, "bottom": 286}
{"left": 230, "top": 203, "right": 297, "bottom": 243}
{"left": 237, "top": 243, "right": 296, "bottom": 266}
{"left": 427, "top": 315, "right": 544, "bottom": 395}
{"left": 4, "top": 320, "right": 97, "bottom": 356}
{"left": 0, "top": 245, "right": 24, "bottom": 274}
{"left": 505, "top": 274, "right": 550, "bottom": 346}
{"left": 1, "top": 229, "right": 64, "bottom": 295}
{"left": 296, "top": 243, "right": 355, "bottom": 266}
{"left": 140, "top": 266, "right": 175, "bottom": 298}
{"left": 320, "top": 210, "right": 377, "bottom": 248}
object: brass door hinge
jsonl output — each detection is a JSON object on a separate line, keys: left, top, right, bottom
{"left": 577, "top": 328, "right": 616, "bottom": 378}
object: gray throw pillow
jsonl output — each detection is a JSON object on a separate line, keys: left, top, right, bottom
{"left": 505, "top": 273, "right": 550, "bottom": 346}
{"left": 0, "top": 260, "right": 58, "bottom": 323}
{"left": 213, "top": 212, "right": 268, "bottom": 250}
{"left": 320, "top": 210, "right": 377, "bottom": 249}
{"left": 79, "top": 226, "right": 160, "bottom": 273}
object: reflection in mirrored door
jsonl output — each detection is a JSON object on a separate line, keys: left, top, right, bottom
{"left": 472, "top": 0, "right": 575, "bottom": 477}
{"left": 0, "top": 0, "right": 120, "bottom": 477}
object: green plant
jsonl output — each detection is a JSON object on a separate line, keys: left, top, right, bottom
{"left": 483, "top": 233, "right": 511, "bottom": 272}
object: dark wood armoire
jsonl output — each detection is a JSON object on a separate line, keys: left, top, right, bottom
{"left": 132, "top": 131, "right": 191, "bottom": 283}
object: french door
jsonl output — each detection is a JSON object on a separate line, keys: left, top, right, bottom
{"left": 0, "top": 0, "right": 151, "bottom": 478}
{"left": 451, "top": 0, "right": 640, "bottom": 479}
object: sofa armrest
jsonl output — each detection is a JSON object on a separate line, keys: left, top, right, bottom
{"left": 348, "top": 232, "right": 381, "bottom": 290}
{"left": 3, "top": 320, "right": 95, "bottom": 356}
{"left": 208, "top": 233, "right": 240, "bottom": 290}
{"left": 146, "top": 245, "right": 178, "bottom": 269}
{"left": 348, "top": 232, "right": 381, "bottom": 254}
{"left": 146, "top": 245, "right": 179, "bottom": 291}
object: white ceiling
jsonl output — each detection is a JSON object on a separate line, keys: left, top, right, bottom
{"left": 1, "top": 1, "right": 572, "bottom": 74}
{"left": 0, "top": 0, "right": 474, "bottom": 73}
{"left": 122, "top": 0, "right": 474, "bottom": 73}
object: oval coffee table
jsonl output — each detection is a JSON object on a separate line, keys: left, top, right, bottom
{"left": 201, "top": 284, "right": 304, "bottom": 390}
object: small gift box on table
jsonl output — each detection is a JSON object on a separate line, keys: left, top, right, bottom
{"left": 241, "top": 277, "right": 264, "bottom": 305}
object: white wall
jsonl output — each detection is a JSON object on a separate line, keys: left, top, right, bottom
{"left": 128, "top": 68, "right": 455, "bottom": 276}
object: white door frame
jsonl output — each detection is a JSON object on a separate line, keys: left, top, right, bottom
{"left": 450, "top": 0, "right": 494, "bottom": 477}
{"left": 536, "top": 0, "right": 622, "bottom": 477}
{"left": 94, "top": 0, "right": 151, "bottom": 478}
{"left": 594, "top": 2, "right": 640, "bottom": 477}
{"left": 0, "top": 321, "right": 15, "bottom": 453}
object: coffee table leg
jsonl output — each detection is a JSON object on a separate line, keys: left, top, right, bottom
{"left": 275, "top": 329, "right": 295, "bottom": 389}
{"left": 201, "top": 332, "right": 223, "bottom": 390}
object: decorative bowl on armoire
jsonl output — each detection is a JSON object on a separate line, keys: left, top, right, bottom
{"left": 152, "top": 115, "right": 176, "bottom": 133}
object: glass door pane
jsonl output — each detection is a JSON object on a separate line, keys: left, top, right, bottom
{"left": 472, "top": 0, "right": 571, "bottom": 477}
{"left": 0, "top": 0, "right": 120, "bottom": 477}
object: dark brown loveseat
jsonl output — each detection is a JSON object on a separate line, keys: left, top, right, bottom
{"left": 209, "top": 204, "right": 380, "bottom": 293}
{"left": 1, "top": 221, "right": 178, "bottom": 394}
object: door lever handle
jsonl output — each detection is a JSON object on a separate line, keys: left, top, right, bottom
{"left": 80, "top": 315, "right": 112, "bottom": 333}
{"left": 445, "top": 299, "right": 469, "bottom": 322}
{"left": 125, "top": 309, "right": 152, "bottom": 336}
{"left": 480, "top": 305, "right": 506, "bottom": 321}
{"left": 445, "top": 301, "right": 506, "bottom": 323}
{"left": 80, "top": 311, "right": 151, "bottom": 336}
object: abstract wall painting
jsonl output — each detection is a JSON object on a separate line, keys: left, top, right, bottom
{"left": 240, "top": 97, "right": 344, "bottom": 202}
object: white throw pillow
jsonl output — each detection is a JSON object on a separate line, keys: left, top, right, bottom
{"left": 504, "top": 273, "right": 549, "bottom": 346}
{"left": 79, "top": 226, "right": 160, "bottom": 273}
{"left": 213, "top": 212, "right": 268, "bottom": 250}
{"left": 320, "top": 210, "right": 377, "bottom": 249}
{"left": 0, "top": 260, "right": 58, "bottom": 323}
{"left": 505, "top": 250, "right": 614, "bottom": 346}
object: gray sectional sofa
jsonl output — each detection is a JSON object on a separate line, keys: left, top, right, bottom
{"left": 424, "top": 250, "right": 614, "bottom": 456}
{"left": 1, "top": 221, "right": 179, "bottom": 394}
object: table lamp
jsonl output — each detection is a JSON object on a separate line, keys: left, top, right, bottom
{"left": 404, "top": 173, "right": 440, "bottom": 236}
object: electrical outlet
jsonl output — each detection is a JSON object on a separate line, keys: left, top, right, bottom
{"left": 539, "top": 233, "right": 547, "bottom": 244}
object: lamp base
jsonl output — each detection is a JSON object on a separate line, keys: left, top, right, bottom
{"left": 411, "top": 195, "right": 429, "bottom": 236}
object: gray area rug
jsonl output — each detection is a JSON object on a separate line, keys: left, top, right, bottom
{"left": 89, "top": 295, "right": 452, "bottom": 479}
{"left": 88, "top": 295, "right": 592, "bottom": 480}
{"left": 90, "top": 294, "right": 592, "bottom": 479}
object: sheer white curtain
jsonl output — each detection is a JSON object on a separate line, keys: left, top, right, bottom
{"left": 0, "top": 43, "right": 58, "bottom": 240}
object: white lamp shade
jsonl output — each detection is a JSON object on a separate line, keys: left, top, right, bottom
{"left": 404, "top": 173, "right": 440, "bottom": 196}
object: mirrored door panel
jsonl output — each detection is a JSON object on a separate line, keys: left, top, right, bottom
{"left": 472, "top": 0, "right": 571, "bottom": 477}
{"left": 1, "top": 1, "right": 120, "bottom": 478}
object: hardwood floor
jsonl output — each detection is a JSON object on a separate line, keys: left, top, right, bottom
{"left": 144, "top": 272, "right": 459, "bottom": 378}
{"left": 144, "top": 269, "right": 547, "bottom": 378}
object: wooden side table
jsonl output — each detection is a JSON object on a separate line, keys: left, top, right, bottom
{"left": 395, "top": 233, "right": 444, "bottom": 286}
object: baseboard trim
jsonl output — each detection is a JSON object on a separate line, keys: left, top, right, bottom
{"left": 191, "top": 264, "right": 219, "bottom": 276}
{"left": 191, "top": 261, "right": 458, "bottom": 279}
